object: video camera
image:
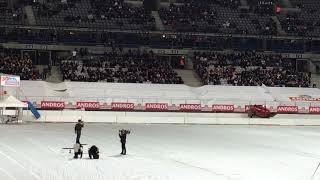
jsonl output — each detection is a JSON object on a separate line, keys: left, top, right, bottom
{"left": 119, "top": 129, "right": 131, "bottom": 135}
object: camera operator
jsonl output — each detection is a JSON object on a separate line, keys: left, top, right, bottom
{"left": 75, "top": 118, "right": 84, "bottom": 143}
{"left": 73, "top": 143, "right": 83, "bottom": 159}
{"left": 119, "top": 129, "right": 130, "bottom": 155}
{"left": 88, "top": 145, "right": 99, "bottom": 159}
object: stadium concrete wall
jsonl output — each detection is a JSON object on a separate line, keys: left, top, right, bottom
{"left": 23, "top": 110, "right": 320, "bottom": 126}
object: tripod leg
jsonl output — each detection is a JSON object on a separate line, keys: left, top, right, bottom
{"left": 311, "top": 162, "right": 320, "bottom": 180}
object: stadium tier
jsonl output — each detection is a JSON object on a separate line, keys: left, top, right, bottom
{"left": 0, "top": 49, "right": 39, "bottom": 80}
{"left": 193, "top": 51, "right": 311, "bottom": 87}
{"left": 159, "top": 0, "right": 276, "bottom": 35}
{"left": 60, "top": 51, "right": 183, "bottom": 84}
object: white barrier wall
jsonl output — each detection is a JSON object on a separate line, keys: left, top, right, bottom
{"left": 23, "top": 110, "right": 320, "bottom": 126}
{"left": 17, "top": 81, "right": 273, "bottom": 103}
{"left": 18, "top": 81, "right": 320, "bottom": 109}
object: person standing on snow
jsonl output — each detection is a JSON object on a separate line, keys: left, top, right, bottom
{"left": 119, "top": 129, "right": 130, "bottom": 155}
{"left": 75, "top": 118, "right": 84, "bottom": 143}
{"left": 73, "top": 143, "right": 83, "bottom": 159}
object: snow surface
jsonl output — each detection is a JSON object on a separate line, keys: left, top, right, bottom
{"left": 0, "top": 123, "right": 320, "bottom": 180}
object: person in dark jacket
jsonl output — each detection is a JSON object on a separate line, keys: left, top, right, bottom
{"left": 119, "top": 129, "right": 130, "bottom": 155}
{"left": 75, "top": 119, "right": 84, "bottom": 143}
{"left": 88, "top": 145, "right": 99, "bottom": 159}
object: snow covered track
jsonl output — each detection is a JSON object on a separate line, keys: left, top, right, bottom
{"left": 1, "top": 123, "right": 320, "bottom": 180}
{"left": 25, "top": 110, "right": 320, "bottom": 126}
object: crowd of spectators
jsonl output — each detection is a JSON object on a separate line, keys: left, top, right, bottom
{"left": 61, "top": 51, "right": 183, "bottom": 84}
{"left": 0, "top": 51, "right": 38, "bottom": 80}
{"left": 194, "top": 51, "right": 311, "bottom": 87}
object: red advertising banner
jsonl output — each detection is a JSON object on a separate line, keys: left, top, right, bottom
{"left": 41, "top": 101, "right": 65, "bottom": 109}
{"left": 309, "top": 107, "right": 320, "bottom": 114}
{"left": 277, "top": 106, "right": 298, "bottom": 113}
{"left": 145, "top": 103, "right": 168, "bottom": 111}
{"left": 212, "top": 104, "right": 234, "bottom": 112}
{"left": 76, "top": 102, "right": 100, "bottom": 109}
{"left": 180, "top": 104, "right": 201, "bottom": 111}
{"left": 111, "top": 102, "right": 135, "bottom": 110}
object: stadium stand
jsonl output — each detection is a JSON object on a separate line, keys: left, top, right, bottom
{"left": 31, "top": 0, "right": 156, "bottom": 30}
{"left": 159, "top": 0, "right": 277, "bottom": 35}
{"left": 60, "top": 50, "right": 183, "bottom": 84}
{"left": 247, "top": 0, "right": 279, "bottom": 15}
{"left": 0, "top": 0, "right": 317, "bottom": 87}
{"left": 193, "top": 51, "right": 311, "bottom": 87}
{"left": 277, "top": 0, "right": 320, "bottom": 37}
{"left": 0, "top": 0, "right": 25, "bottom": 25}
{"left": 0, "top": 27, "right": 233, "bottom": 50}
{"left": 0, "top": 49, "right": 39, "bottom": 80}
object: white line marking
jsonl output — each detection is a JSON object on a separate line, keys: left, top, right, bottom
{"left": 0, "top": 167, "right": 18, "bottom": 180}
{"left": 0, "top": 146, "right": 43, "bottom": 180}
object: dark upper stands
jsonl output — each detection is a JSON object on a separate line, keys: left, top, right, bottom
{"left": 0, "top": 0, "right": 319, "bottom": 37}
{"left": 32, "top": 0, "right": 155, "bottom": 30}
{"left": 0, "top": 0, "right": 25, "bottom": 25}
{"left": 277, "top": 0, "right": 320, "bottom": 37}
{"left": 247, "top": 0, "right": 279, "bottom": 15}
{"left": 16, "top": 0, "right": 276, "bottom": 35}
{"left": 159, "top": 0, "right": 276, "bottom": 35}
{"left": 194, "top": 51, "right": 311, "bottom": 87}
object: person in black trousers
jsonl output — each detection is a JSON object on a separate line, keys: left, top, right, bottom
{"left": 75, "top": 119, "right": 84, "bottom": 143}
{"left": 73, "top": 143, "right": 83, "bottom": 159}
{"left": 88, "top": 145, "right": 99, "bottom": 159}
{"left": 119, "top": 130, "right": 130, "bottom": 155}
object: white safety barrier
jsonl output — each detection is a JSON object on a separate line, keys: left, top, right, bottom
{"left": 23, "top": 110, "right": 320, "bottom": 126}
{"left": 18, "top": 81, "right": 320, "bottom": 108}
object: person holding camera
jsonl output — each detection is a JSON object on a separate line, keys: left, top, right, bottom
{"left": 119, "top": 129, "right": 130, "bottom": 155}
{"left": 75, "top": 118, "right": 84, "bottom": 143}
{"left": 73, "top": 143, "right": 83, "bottom": 159}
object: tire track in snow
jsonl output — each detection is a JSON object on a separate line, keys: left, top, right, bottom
{"left": 0, "top": 167, "right": 18, "bottom": 180}
{"left": 171, "top": 159, "right": 237, "bottom": 180}
{"left": 0, "top": 147, "right": 42, "bottom": 180}
{"left": 26, "top": 138, "right": 58, "bottom": 154}
{"left": 25, "top": 137, "right": 69, "bottom": 180}
{"left": 123, "top": 137, "right": 233, "bottom": 180}
{"left": 0, "top": 142, "right": 64, "bottom": 180}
